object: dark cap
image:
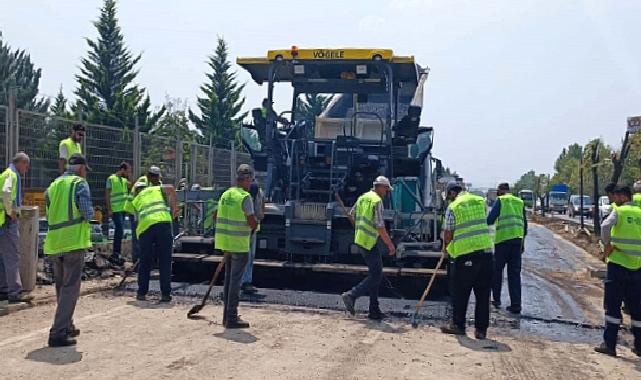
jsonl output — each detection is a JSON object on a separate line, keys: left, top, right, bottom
{"left": 446, "top": 181, "right": 463, "bottom": 193}
{"left": 237, "top": 164, "right": 253, "bottom": 179}
{"left": 68, "top": 153, "right": 91, "bottom": 171}
{"left": 72, "top": 123, "right": 86, "bottom": 132}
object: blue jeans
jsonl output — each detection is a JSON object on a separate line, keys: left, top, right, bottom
{"left": 603, "top": 262, "right": 641, "bottom": 350}
{"left": 348, "top": 242, "right": 383, "bottom": 313}
{"left": 137, "top": 222, "right": 173, "bottom": 297}
{"left": 112, "top": 212, "right": 125, "bottom": 257}
{"left": 492, "top": 239, "right": 522, "bottom": 309}
{"left": 0, "top": 221, "right": 22, "bottom": 296}
{"left": 242, "top": 232, "right": 257, "bottom": 284}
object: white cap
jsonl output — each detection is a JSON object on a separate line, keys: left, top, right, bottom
{"left": 373, "top": 176, "right": 393, "bottom": 190}
{"left": 634, "top": 181, "right": 641, "bottom": 192}
{"left": 148, "top": 166, "right": 161, "bottom": 176}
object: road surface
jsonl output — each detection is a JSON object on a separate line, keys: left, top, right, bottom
{"left": 0, "top": 224, "right": 639, "bottom": 379}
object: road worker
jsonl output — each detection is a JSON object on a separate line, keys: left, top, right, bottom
{"left": 214, "top": 164, "right": 258, "bottom": 328}
{"left": 341, "top": 176, "right": 396, "bottom": 321}
{"left": 125, "top": 166, "right": 174, "bottom": 302}
{"left": 125, "top": 166, "right": 162, "bottom": 262}
{"left": 106, "top": 162, "right": 132, "bottom": 266}
{"left": 58, "top": 123, "right": 84, "bottom": 174}
{"left": 45, "top": 154, "right": 93, "bottom": 347}
{"left": 594, "top": 185, "right": 641, "bottom": 357}
{"left": 241, "top": 179, "right": 265, "bottom": 295}
{"left": 0, "top": 152, "right": 33, "bottom": 304}
{"left": 487, "top": 183, "right": 527, "bottom": 314}
{"left": 440, "top": 181, "right": 494, "bottom": 339}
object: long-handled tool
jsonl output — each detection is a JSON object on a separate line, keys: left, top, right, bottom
{"left": 117, "top": 259, "right": 139, "bottom": 288}
{"left": 334, "top": 192, "right": 403, "bottom": 299}
{"left": 411, "top": 252, "right": 446, "bottom": 328}
{"left": 187, "top": 258, "right": 225, "bottom": 318}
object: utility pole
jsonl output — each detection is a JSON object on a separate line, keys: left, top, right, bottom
{"left": 579, "top": 151, "right": 585, "bottom": 230}
{"left": 591, "top": 140, "right": 600, "bottom": 235}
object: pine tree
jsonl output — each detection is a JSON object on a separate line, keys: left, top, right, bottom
{"left": 50, "top": 86, "right": 71, "bottom": 118}
{"left": 296, "top": 94, "right": 334, "bottom": 122}
{"left": 74, "top": 0, "right": 163, "bottom": 130}
{"left": 0, "top": 32, "right": 49, "bottom": 111}
{"left": 189, "top": 37, "right": 246, "bottom": 145}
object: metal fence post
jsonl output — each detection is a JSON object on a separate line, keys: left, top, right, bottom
{"left": 7, "top": 87, "right": 17, "bottom": 160}
{"left": 230, "top": 141, "right": 236, "bottom": 185}
{"left": 207, "top": 137, "right": 213, "bottom": 186}
{"left": 133, "top": 117, "right": 140, "bottom": 179}
{"left": 175, "top": 137, "right": 183, "bottom": 187}
{"left": 190, "top": 143, "right": 197, "bottom": 184}
{"left": 79, "top": 112, "right": 87, "bottom": 155}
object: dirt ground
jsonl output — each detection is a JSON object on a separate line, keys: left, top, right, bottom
{"left": 0, "top": 292, "right": 639, "bottom": 380}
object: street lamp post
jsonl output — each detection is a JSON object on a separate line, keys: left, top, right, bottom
{"left": 579, "top": 153, "right": 584, "bottom": 230}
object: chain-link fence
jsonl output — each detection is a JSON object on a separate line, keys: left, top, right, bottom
{"left": 13, "top": 109, "right": 252, "bottom": 216}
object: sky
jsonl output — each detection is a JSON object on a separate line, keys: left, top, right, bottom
{"left": 1, "top": 0, "right": 640, "bottom": 187}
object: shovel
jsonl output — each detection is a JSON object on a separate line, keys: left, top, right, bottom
{"left": 187, "top": 258, "right": 225, "bottom": 318}
{"left": 411, "top": 252, "right": 446, "bottom": 328}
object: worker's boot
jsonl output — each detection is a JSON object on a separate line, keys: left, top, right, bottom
{"left": 474, "top": 329, "right": 487, "bottom": 340}
{"left": 368, "top": 310, "right": 388, "bottom": 321}
{"left": 136, "top": 293, "right": 146, "bottom": 301}
{"left": 0, "top": 292, "right": 7, "bottom": 302}
{"left": 491, "top": 301, "right": 501, "bottom": 310}
{"left": 506, "top": 305, "right": 521, "bottom": 315}
{"left": 160, "top": 294, "right": 172, "bottom": 303}
{"left": 225, "top": 317, "right": 250, "bottom": 329}
{"left": 8, "top": 293, "right": 33, "bottom": 304}
{"left": 341, "top": 293, "right": 356, "bottom": 316}
{"left": 241, "top": 283, "right": 257, "bottom": 294}
{"left": 68, "top": 325, "right": 80, "bottom": 338}
{"left": 593, "top": 342, "right": 617, "bottom": 357}
{"left": 48, "top": 336, "right": 77, "bottom": 348}
{"left": 440, "top": 323, "right": 466, "bottom": 336}
{"left": 632, "top": 348, "right": 641, "bottom": 357}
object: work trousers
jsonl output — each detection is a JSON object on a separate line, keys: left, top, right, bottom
{"left": 111, "top": 212, "right": 125, "bottom": 257}
{"left": 450, "top": 250, "right": 493, "bottom": 332}
{"left": 242, "top": 232, "right": 257, "bottom": 285}
{"left": 492, "top": 239, "right": 522, "bottom": 309}
{"left": 223, "top": 252, "right": 249, "bottom": 324}
{"left": 348, "top": 243, "right": 383, "bottom": 313}
{"left": 49, "top": 251, "right": 84, "bottom": 339}
{"left": 0, "top": 221, "right": 22, "bottom": 296}
{"left": 137, "top": 222, "right": 173, "bottom": 297}
{"left": 603, "top": 262, "right": 641, "bottom": 351}
{"left": 130, "top": 217, "right": 140, "bottom": 263}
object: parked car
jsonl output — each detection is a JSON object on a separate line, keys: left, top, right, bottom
{"left": 108, "top": 215, "right": 133, "bottom": 240}
{"left": 568, "top": 195, "right": 592, "bottom": 218}
{"left": 598, "top": 196, "right": 612, "bottom": 222}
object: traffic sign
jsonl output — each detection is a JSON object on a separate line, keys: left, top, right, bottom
{"left": 628, "top": 116, "right": 641, "bottom": 133}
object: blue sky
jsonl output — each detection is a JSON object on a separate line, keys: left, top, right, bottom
{"left": 1, "top": 0, "right": 640, "bottom": 186}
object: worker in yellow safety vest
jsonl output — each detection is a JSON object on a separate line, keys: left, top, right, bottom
{"left": 58, "top": 123, "right": 85, "bottom": 174}
{"left": 125, "top": 179, "right": 176, "bottom": 303}
{"left": 105, "top": 162, "right": 132, "bottom": 266}
{"left": 441, "top": 181, "right": 494, "bottom": 340}
{"left": 214, "top": 164, "right": 257, "bottom": 329}
{"left": 0, "top": 152, "right": 33, "bottom": 304}
{"left": 633, "top": 181, "right": 641, "bottom": 208}
{"left": 125, "top": 166, "right": 162, "bottom": 262}
{"left": 341, "top": 176, "right": 396, "bottom": 321}
{"left": 486, "top": 183, "right": 527, "bottom": 315}
{"left": 594, "top": 185, "right": 641, "bottom": 357}
{"left": 45, "top": 154, "right": 93, "bottom": 347}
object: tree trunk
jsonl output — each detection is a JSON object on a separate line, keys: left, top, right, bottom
{"left": 610, "top": 131, "right": 630, "bottom": 184}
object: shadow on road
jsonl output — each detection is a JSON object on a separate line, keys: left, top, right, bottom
{"left": 126, "top": 300, "right": 174, "bottom": 310}
{"left": 26, "top": 346, "right": 83, "bottom": 365}
{"left": 355, "top": 318, "right": 409, "bottom": 334}
{"left": 214, "top": 330, "right": 258, "bottom": 344}
{"left": 456, "top": 335, "right": 512, "bottom": 352}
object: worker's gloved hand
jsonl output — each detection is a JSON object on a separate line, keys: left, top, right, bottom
{"left": 520, "top": 241, "right": 525, "bottom": 254}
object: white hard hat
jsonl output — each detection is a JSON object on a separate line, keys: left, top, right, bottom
{"left": 373, "top": 176, "right": 393, "bottom": 190}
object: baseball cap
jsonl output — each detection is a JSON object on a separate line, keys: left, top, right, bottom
{"left": 72, "top": 123, "right": 86, "bottom": 132}
{"left": 373, "top": 176, "right": 393, "bottom": 190}
{"left": 148, "top": 165, "right": 161, "bottom": 176}
{"left": 446, "top": 181, "right": 463, "bottom": 193}
{"left": 237, "top": 164, "right": 253, "bottom": 179}
{"left": 68, "top": 153, "right": 91, "bottom": 171}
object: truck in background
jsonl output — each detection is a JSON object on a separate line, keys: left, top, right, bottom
{"left": 518, "top": 189, "right": 534, "bottom": 208}
{"left": 548, "top": 183, "right": 569, "bottom": 214}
